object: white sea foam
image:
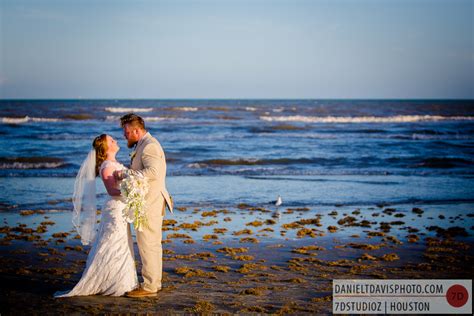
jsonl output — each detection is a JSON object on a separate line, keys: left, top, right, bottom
{"left": 31, "top": 117, "right": 62, "bottom": 122}
{"left": 0, "top": 162, "right": 65, "bottom": 169}
{"left": 38, "top": 133, "right": 83, "bottom": 140}
{"left": 1, "top": 117, "right": 30, "bottom": 124}
{"left": 259, "top": 115, "right": 474, "bottom": 123}
{"left": 105, "top": 107, "right": 153, "bottom": 113}
{"left": 245, "top": 107, "right": 257, "bottom": 112}
{"left": 106, "top": 115, "right": 186, "bottom": 122}
{"left": 410, "top": 133, "right": 473, "bottom": 140}
{"left": 170, "top": 107, "right": 198, "bottom": 112}
{"left": 106, "top": 115, "right": 167, "bottom": 121}
{"left": 187, "top": 163, "right": 208, "bottom": 169}
{"left": 1, "top": 116, "right": 62, "bottom": 124}
{"left": 145, "top": 117, "right": 170, "bottom": 122}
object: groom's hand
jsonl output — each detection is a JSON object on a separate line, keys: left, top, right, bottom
{"left": 113, "top": 170, "right": 125, "bottom": 181}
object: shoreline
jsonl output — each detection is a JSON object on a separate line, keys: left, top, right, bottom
{"left": 2, "top": 174, "right": 474, "bottom": 213}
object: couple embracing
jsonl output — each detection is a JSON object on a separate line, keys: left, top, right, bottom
{"left": 55, "top": 113, "right": 173, "bottom": 298}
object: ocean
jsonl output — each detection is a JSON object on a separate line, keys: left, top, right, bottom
{"left": 1, "top": 99, "right": 474, "bottom": 213}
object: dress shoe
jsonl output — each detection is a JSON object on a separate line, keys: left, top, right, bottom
{"left": 125, "top": 288, "right": 158, "bottom": 298}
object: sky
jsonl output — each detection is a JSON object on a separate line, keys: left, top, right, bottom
{"left": 0, "top": 0, "right": 473, "bottom": 99}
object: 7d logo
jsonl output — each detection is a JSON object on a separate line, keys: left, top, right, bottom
{"left": 446, "top": 284, "right": 469, "bottom": 308}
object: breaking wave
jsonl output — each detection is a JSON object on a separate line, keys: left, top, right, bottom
{"left": 260, "top": 115, "right": 474, "bottom": 123}
{"left": 1, "top": 116, "right": 62, "bottom": 124}
{"left": 0, "top": 157, "right": 66, "bottom": 169}
{"left": 168, "top": 107, "right": 198, "bottom": 112}
{"left": 104, "top": 107, "right": 153, "bottom": 113}
{"left": 106, "top": 115, "right": 185, "bottom": 122}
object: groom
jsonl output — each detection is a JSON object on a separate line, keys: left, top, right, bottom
{"left": 116, "top": 113, "right": 173, "bottom": 298}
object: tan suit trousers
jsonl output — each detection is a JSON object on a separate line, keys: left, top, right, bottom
{"left": 136, "top": 198, "right": 165, "bottom": 292}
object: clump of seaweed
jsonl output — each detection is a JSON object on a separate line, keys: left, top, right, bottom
{"left": 359, "top": 253, "right": 377, "bottom": 261}
{"left": 282, "top": 278, "right": 307, "bottom": 283}
{"left": 212, "top": 265, "right": 231, "bottom": 272}
{"left": 240, "top": 237, "right": 259, "bottom": 243}
{"left": 367, "top": 231, "right": 385, "bottom": 237}
{"left": 213, "top": 228, "right": 227, "bottom": 234}
{"left": 407, "top": 234, "right": 420, "bottom": 243}
{"left": 163, "top": 219, "right": 177, "bottom": 226}
{"left": 201, "top": 211, "right": 218, "bottom": 217}
{"left": 296, "top": 228, "right": 322, "bottom": 238}
{"left": 52, "top": 232, "right": 69, "bottom": 238}
{"left": 337, "top": 216, "right": 357, "bottom": 226}
{"left": 379, "top": 222, "right": 391, "bottom": 232}
{"left": 203, "top": 234, "right": 218, "bottom": 241}
{"left": 383, "top": 208, "right": 396, "bottom": 215}
{"left": 167, "top": 233, "right": 192, "bottom": 239}
{"left": 380, "top": 253, "right": 400, "bottom": 261}
{"left": 233, "top": 229, "right": 253, "bottom": 236}
{"left": 179, "top": 222, "right": 201, "bottom": 230}
{"left": 175, "top": 267, "right": 217, "bottom": 279}
{"left": 237, "top": 263, "right": 267, "bottom": 274}
{"left": 239, "top": 287, "right": 267, "bottom": 295}
{"left": 383, "top": 236, "right": 402, "bottom": 244}
{"left": 412, "top": 207, "right": 424, "bottom": 215}
{"left": 20, "top": 210, "right": 35, "bottom": 216}
{"left": 185, "top": 300, "right": 215, "bottom": 313}
{"left": 246, "top": 221, "right": 263, "bottom": 227}
{"left": 426, "top": 226, "right": 469, "bottom": 238}
{"left": 233, "top": 255, "right": 254, "bottom": 261}
{"left": 40, "top": 221, "right": 55, "bottom": 226}
{"left": 282, "top": 222, "right": 301, "bottom": 229}
{"left": 217, "top": 247, "right": 248, "bottom": 255}
{"left": 240, "top": 306, "right": 267, "bottom": 313}
{"left": 346, "top": 243, "right": 381, "bottom": 250}
{"left": 298, "top": 218, "right": 322, "bottom": 226}
{"left": 292, "top": 245, "right": 325, "bottom": 255}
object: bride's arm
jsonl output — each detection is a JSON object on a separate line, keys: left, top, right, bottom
{"left": 100, "top": 166, "right": 122, "bottom": 196}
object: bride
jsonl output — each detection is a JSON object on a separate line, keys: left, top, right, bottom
{"left": 55, "top": 134, "right": 138, "bottom": 297}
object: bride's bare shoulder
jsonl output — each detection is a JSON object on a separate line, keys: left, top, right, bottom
{"left": 100, "top": 160, "right": 124, "bottom": 177}
{"left": 101, "top": 160, "right": 123, "bottom": 168}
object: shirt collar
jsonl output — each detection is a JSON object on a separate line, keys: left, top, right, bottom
{"left": 136, "top": 132, "right": 150, "bottom": 149}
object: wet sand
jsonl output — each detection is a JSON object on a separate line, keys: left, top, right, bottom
{"left": 1, "top": 204, "right": 473, "bottom": 314}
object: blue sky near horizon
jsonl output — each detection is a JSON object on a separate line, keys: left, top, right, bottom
{"left": 0, "top": 0, "right": 473, "bottom": 99}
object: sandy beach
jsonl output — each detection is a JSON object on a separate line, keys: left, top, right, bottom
{"left": 1, "top": 202, "right": 472, "bottom": 315}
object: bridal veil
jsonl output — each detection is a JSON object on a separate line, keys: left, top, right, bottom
{"left": 72, "top": 149, "right": 98, "bottom": 245}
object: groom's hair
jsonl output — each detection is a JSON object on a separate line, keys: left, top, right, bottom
{"left": 120, "top": 113, "right": 145, "bottom": 130}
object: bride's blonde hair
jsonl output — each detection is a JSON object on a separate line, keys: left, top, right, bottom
{"left": 92, "top": 134, "right": 108, "bottom": 176}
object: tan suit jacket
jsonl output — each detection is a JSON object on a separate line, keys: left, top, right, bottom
{"left": 129, "top": 132, "right": 173, "bottom": 215}
{"left": 127, "top": 132, "right": 171, "bottom": 291}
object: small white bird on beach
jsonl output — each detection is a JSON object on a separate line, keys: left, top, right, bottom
{"left": 275, "top": 195, "right": 282, "bottom": 207}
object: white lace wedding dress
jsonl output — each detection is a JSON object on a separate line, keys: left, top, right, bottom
{"left": 55, "top": 160, "right": 138, "bottom": 297}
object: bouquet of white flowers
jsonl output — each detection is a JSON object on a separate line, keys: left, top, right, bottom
{"left": 120, "top": 171, "right": 149, "bottom": 231}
